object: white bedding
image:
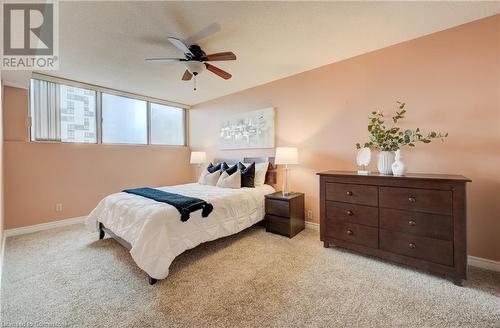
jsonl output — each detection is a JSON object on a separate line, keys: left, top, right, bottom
{"left": 86, "top": 183, "right": 275, "bottom": 279}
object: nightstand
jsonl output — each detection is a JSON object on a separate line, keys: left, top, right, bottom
{"left": 265, "top": 191, "right": 305, "bottom": 238}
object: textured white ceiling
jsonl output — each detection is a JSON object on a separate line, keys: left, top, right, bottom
{"left": 2, "top": 1, "right": 499, "bottom": 106}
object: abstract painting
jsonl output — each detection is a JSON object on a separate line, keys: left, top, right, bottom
{"left": 219, "top": 107, "right": 275, "bottom": 149}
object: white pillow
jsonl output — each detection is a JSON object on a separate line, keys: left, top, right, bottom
{"left": 198, "top": 170, "right": 221, "bottom": 186}
{"left": 216, "top": 170, "right": 241, "bottom": 189}
{"left": 244, "top": 162, "right": 269, "bottom": 186}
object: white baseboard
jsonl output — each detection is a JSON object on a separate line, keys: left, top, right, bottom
{"left": 0, "top": 234, "right": 6, "bottom": 289}
{"left": 468, "top": 255, "right": 500, "bottom": 272}
{"left": 305, "top": 221, "right": 319, "bottom": 230}
{"left": 4, "top": 216, "right": 87, "bottom": 237}
{"left": 304, "top": 222, "right": 500, "bottom": 273}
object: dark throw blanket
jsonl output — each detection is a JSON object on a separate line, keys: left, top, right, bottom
{"left": 122, "top": 187, "right": 214, "bottom": 222}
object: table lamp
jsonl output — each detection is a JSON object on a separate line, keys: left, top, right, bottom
{"left": 190, "top": 151, "right": 207, "bottom": 179}
{"left": 275, "top": 147, "right": 298, "bottom": 196}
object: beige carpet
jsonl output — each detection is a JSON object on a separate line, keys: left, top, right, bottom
{"left": 1, "top": 224, "right": 500, "bottom": 328}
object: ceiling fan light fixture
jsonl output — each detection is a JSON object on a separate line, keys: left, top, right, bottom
{"left": 185, "top": 61, "right": 205, "bottom": 75}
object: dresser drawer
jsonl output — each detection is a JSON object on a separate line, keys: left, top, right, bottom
{"left": 326, "top": 201, "right": 378, "bottom": 227}
{"left": 380, "top": 229, "right": 453, "bottom": 266}
{"left": 265, "top": 199, "right": 289, "bottom": 217}
{"left": 325, "top": 183, "right": 378, "bottom": 206}
{"left": 380, "top": 208, "right": 453, "bottom": 240}
{"left": 379, "top": 187, "right": 452, "bottom": 215}
{"left": 325, "top": 222, "right": 378, "bottom": 248}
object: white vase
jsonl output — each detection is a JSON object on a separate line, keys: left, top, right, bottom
{"left": 377, "top": 151, "right": 394, "bottom": 175}
{"left": 392, "top": 149, "right": 406, "bottom": 176}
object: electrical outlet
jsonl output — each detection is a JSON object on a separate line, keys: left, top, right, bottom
{"left": 55, "top": 203, "right": 63, "bottom": 212}
{"left": 307, "top": 210, "right": 313, "bottom": 219}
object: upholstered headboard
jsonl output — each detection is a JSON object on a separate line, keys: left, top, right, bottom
{"left": 213, "top": 157, "right": 277, "bottom": 185}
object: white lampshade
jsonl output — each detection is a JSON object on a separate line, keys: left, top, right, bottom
{"left": 275, "top": 147, "right": 298, "bottom": 165}
{"left": 190, "top": 151, "right": 207, "bottom": 164}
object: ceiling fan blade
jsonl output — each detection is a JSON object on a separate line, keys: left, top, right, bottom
{"left": 205, "top": 63, "right": 232, "bottom": 80}
{"left": 202, "top": 52, "right": 236, "bottom": 62}
{"left": 167, "top": 37, "right": 193, "bottom": 56}
{"left": 182, "top": 70, "right": 193, "bottom": 81}
{"left": 145, "top": 57, "right": 185, "bottom": 64}
{"left": 185, "top": 23, "right": 221, "bottom": 45}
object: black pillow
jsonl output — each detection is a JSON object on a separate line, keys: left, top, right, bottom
{"left": 207, "top": 163, "right": 222, "bottom": 173}
{"left": 238, "top": 162, "right": 255, "bottom": 188}
{"left": 221, "top": 162, "right": 238, "bottom": 175}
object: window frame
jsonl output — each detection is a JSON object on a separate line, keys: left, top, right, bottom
{"left": 28, "top": 73, "right": 189, "bottom": 147}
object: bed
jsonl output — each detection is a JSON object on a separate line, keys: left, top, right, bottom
{"left": 86, "top": 157, "right": 276, "bottom": 285}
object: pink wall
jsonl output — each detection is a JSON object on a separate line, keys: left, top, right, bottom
{"left": 3, "top": 86, "right": 192, "bottom": 229}
{"left": 0, "top": 81, "right": 4, "bottom": 253}
{"left": 190, "top": 15, "right": 500, "bottom": 261}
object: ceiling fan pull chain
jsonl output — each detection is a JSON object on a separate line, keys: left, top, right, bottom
{"left": 193, "top": 75, "right": 197, "bottom": 91}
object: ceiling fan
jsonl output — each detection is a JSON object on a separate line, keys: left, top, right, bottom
{"left": 145, "top": 37, "right": 236, "bottom": 90}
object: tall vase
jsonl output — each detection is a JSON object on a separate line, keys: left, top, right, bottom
{"left": 377, "top": 151, "right": 394, "bottom": 175}
{"left": 391, "top": 149, "right": 406, "bottom": 176}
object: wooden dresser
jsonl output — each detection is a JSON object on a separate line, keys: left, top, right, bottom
{"left": 317, "top": 171, "right": 471, "bottom": 285}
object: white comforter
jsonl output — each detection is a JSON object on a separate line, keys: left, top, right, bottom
{"left": 86, "top": 183, "right": 275, "bottom": 279}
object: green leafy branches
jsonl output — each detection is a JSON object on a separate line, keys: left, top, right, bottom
{"left": 356, "top": 102, "right": 448, "bottom": 151}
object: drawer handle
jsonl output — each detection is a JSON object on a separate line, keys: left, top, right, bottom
{"left": 408, "top": 196, "right": 416, "bottom": 203}
{"left": 346, "top": 210, "right": 354, "bottom": 216}
{"left": 346, "top": 229, "right": 353, "bottom": 235}
{"left": 346, "top": 191, "right": 353, "bottom": 196}
{"left": 408, "top": 220, "right": 416, "bottom": 226}
{"left": 408, "top": 242, "right": 416, "bottom": 249}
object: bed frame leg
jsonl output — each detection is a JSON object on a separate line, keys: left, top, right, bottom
{"left": 98, "top": 223, "right": 105, "bottom": 240}
{"left": 148, "top": 276, "right": 158, "bottom": 285}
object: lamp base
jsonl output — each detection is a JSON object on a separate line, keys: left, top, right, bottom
{"left": 281, "top": 165, "right": 291, "bottom": 197}
{"left": 357, "top": 170, "right": 370, "bottom": 175}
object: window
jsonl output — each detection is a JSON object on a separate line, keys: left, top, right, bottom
{"left": 30, "top": 79, "right": 97, "bottom": 143}
{"left": 60, "top": 84, "right": 97, "bottom": 143}
{"left": 150, "top": 103, "right": 185, "bottom": 146}
{"left": 102, "top": 94, "right": 147, "bottom": 144}
{"left": 29, "top": 77, "right": 187, "bottom": 146}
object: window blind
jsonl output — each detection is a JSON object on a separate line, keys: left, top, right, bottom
{"left": 30, "top": 79, "right": 61, "bottom": 141}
